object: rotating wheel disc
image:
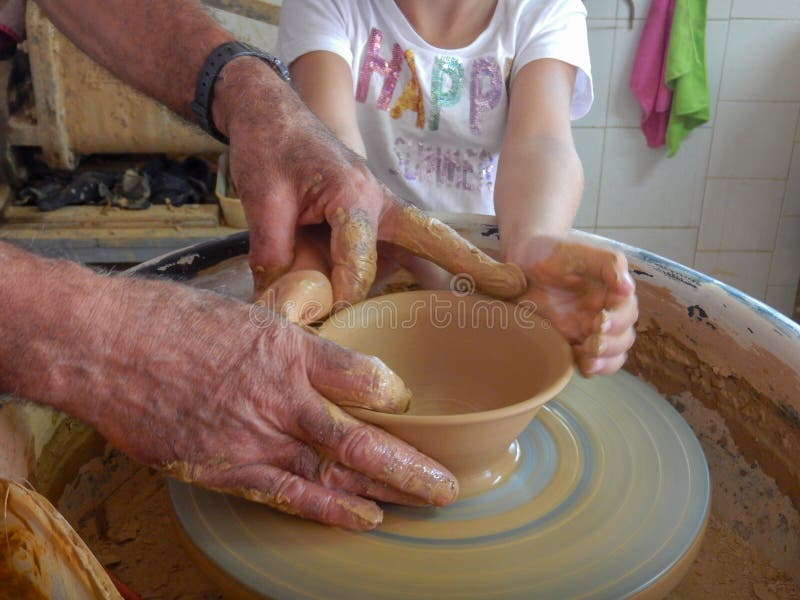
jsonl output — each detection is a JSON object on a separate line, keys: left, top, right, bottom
{"left": 169, "top": 372, "right": 710, "bottom": 599}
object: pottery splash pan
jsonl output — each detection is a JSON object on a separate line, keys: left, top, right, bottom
{"left": 162, "top": 235, "right": 712, "bottom": 599}
{"left": 3, "top": 213, "right": 799, "bottom": 598}
{"left": 318, "top": 290, "right": 574, "bottom": 497}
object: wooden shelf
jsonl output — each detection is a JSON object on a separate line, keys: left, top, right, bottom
{"left": 0, "top": 224, "right": 244, "bottom": 264}
{"left": 2, "top": 204, "right": 221, "bottom": 229}
{"left": 0, "top": 200, "right": 243, "bottom": 263}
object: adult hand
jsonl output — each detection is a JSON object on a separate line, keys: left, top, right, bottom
{"left": 0, "top": 244, "right": 458, "bottom": 530}
{"left": 212, "top": 59, "right": 526, "bottom": 305}
{"left": 506, "top": 235, "right": 638, "bottom": 376}
{"left": 101, "top": 284, "right": 461, "bottom": 531}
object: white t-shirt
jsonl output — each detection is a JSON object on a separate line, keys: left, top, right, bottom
{"left": 277, "top": 0, "right": 592, "bottom": 215}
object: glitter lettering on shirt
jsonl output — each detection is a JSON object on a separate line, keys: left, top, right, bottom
{"left": 389, "top": 49, "right": 425, "bottom": 128}
{"left": 391, "top": 137, "right": 496, "bottom": 191}
{"left": 470, "top": 57, "right": 503, "bottom": 135}
{"left": 429, "top": 56, "right": 465, "bottom": 131}
{"left": 356, "top": 28, "right": 403, "bottom": 110}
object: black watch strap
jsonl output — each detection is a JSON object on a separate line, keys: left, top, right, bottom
{"left": 191, "top": 41, "right": 291, "bottom": 145}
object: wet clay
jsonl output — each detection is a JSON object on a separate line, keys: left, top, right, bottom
{"left": 665, "top": 393, "right": 800, "bottom": 598}
{"left": 261, "top": 269, "right": 333, "bottom": 324}
{"left": 319, "top": 290, "right": 573, "bottom": 497}
{"left": 58, "top": 389, "right": 799, "bottom": 598}
{"left": 57, "top": 450, "right": 222, "bottom": 599}
{"left": 112, "top": 238, "right": 800, "bottom": 600}
{"left": 165, "top": 369, "right": 711, "bottom": 598}
{"left": 628, "top": 281, "right": 800, "bottom": 511}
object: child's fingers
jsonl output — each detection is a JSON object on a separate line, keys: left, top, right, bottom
{"left": 576, "top": 325, "right": 636, "bottom": 362}
{"left": 599, "top": 251, "right": 635, "bottom": 298}
{"left": 577, "top": 352, "right": 629, "bottom": 377}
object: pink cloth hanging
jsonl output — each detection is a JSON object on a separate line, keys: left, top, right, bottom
{"left": 630, "top": 0, "right": 676, "bottom": 148}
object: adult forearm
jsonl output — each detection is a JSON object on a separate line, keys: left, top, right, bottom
{"left": 494, "top": 136, "right": 583, "bottom": 262}
{"left": 33, "top": 0, "right": 233, "bottom": 120}
{"left": 0, "top": 242, "right": 251, "bottom": 445}
{"left": 0, "top": 241, "right": 112, "bottom": 417}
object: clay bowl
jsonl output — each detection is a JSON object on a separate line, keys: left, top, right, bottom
{"left": 318, "top": 290, "right": 574, "bottom": 497}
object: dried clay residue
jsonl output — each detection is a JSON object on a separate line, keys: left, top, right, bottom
{"left": 0, "top": 530, "right": 49, "bottom": 600}
{"left": 57, "top": 449, "right": 222, "bottom": 600}
{"left": 666, "top": 392, "right": 800, "bottom": 600}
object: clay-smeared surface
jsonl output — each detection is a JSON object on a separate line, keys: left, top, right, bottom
{"left": 628, "top": 280, "right": 800, "bottom": 511}
{"left": 58, "top": 451, "right": 221, "bottom": 599}
{"left": 48, "top": 218, "right": 798, "bottom": 597}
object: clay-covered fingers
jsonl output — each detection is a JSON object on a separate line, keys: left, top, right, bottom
{"left": 306, "top": 334, "right": 411, "bottom": 414}
{"left": 316, "top": 459, "right": 430, "bottom": 506}
{"left": 577, "top": 351, "right": 630, "bottom": 377}
{"left": 250, "top": 226, "right": 334, "bottom": 324}
{"left": 380, "top": 202, "right": 527, "bottom": 299}
{"left": 325, "top": 206, "right": 379, "bottom": 305}
{"left": 575, "top": 322, "right": 636, "bottom": 375}
{"left": 575, "top": 283, "right": 638, "bottom": 376}
{"left": 288, "top": 378, "right": 458, "bottom": 507}
{"left": 197, "top": 463, "right": 386, "bottom": 531}
{"left": 599, "top": 250, "right": 636, "bottom": 299}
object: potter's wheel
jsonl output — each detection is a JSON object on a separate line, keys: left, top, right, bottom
{"left": 169, "top": 370, "right": 710, "bottom": 599}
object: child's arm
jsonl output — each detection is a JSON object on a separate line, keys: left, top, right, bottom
{"left": 290, "top": 51, "right": 368, "bottom": 157}
{"left": 496, "top": 59, "right": 638, "bottom": 376}
{"left": 494, "top": 58, "right": 582, "bottom": 256}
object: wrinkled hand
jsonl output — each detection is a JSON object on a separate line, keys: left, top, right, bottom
{"left": 508, "top": 235, "right": 638, "bottom": 376}
{"left": 0, "top": 233, "right": 460, "bottom": 532}
{"left": 213, "top": 59, "right": 525, "bottom": 305}
{"left": 94, "top": 280, "right": 458, "bottom": 531}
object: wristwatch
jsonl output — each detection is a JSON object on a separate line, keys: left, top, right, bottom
{"left": 192, "top": 40, "right": 291, "bottom": 145}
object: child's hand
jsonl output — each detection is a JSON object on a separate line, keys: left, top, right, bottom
{"left": 508, "top": 235, "right": 638, "bottom": 376}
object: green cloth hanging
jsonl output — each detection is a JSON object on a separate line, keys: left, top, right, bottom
{"left": 665, "top": 0, "right": 709, "bottom": 156}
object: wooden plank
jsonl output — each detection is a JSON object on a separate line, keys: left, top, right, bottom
{"left": 1, "top": 204, "right": 220, "bottom": 229}
{"left": 7, "top": 114, "right": 41, "bottom": 147}
{"left": 0, "top": 226, "right": 243, "bottom": 263}
{"left": 0, "top": 186, "right": 9, "bottom": 212}
{"left": 0, "top": 225, "right": 241, "bottom": 242}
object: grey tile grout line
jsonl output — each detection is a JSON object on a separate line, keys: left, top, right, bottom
{"left": 592, "top": 12, "right": 621, "bottom": 232}
{"left": 694, "top": 5, "right": 734, "bottom": 273}
{"left": 766, "top": 106, "right": 800, "bottom": 298}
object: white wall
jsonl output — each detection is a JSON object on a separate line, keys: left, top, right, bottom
{"left": 576, "top": 0, "right": 800, "bottom": 316}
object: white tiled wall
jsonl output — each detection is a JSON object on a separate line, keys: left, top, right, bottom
{"left": 576, "top": 0, "right": 800, "bottom": 316}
